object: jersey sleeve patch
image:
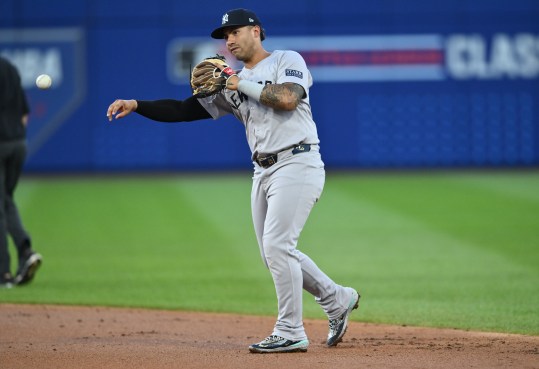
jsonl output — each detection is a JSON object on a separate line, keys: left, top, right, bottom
{"left": 285, "top": 69, "right": 303, "bottom": 79}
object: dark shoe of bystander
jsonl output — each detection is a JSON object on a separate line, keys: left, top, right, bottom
{"left": 0, "top": 272, "right": 14, "bottom": 288}
{"left": 14, "top": 252, "right": 42, "bottom": 286}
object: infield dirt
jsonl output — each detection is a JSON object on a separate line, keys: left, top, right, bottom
{"left": 1, "top": 304, "right": 537, "bottom": 369}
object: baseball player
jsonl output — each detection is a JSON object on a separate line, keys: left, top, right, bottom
{"left": 107, "top": 8, "right": 360, "bottom": 353}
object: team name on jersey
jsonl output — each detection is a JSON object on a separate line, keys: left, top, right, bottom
{"left": 229, "top": 80, "right": 273, "bottom": 109}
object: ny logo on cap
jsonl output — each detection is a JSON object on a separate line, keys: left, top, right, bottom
{"left": 222, "top": 14, "right": 229, "bottom": 24}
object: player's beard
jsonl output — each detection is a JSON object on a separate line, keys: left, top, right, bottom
{"left": 231, "top": 47, "right": 249, "bottom": 63}
{"left": 230, "top": 39, "right": 256, "bottom": 64}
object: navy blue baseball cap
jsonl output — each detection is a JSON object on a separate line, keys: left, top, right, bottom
{"left": 211, "top": 9, "right": 266, "bottom": 41}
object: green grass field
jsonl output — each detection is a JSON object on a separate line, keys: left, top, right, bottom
{"left": 1, "top": 171, "right": 538, "bottom": 335}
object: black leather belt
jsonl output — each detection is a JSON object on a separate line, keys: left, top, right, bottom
{"left": 254, "top": 144, "right": 312, "bottom": 169}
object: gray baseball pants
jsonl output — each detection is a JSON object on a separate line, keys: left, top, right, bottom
{"left": 251, "top": 145, "right": 352, "bottom": 341}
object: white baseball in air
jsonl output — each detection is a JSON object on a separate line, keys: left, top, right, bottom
{"left": 36, "top": 74, "right": 52, "bottom": 89}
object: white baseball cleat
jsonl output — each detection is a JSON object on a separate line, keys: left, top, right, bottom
{"left": 327, "top": 289, "right": 360, "bottom": 346}
{"left": 249, "top": 335, "right": 309, "bottom": 353}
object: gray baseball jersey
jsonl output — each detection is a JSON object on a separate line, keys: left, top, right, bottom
{"left": 198, "top": 50, "right": 320, "bottom": 156}
{"left": 199, "top": 50, "right": 354, "bottom": 341}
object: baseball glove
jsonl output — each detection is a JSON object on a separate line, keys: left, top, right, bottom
{"left": 190, "top": 55, "right": 237, "bottom": 98}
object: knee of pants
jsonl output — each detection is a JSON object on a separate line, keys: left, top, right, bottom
{"left": 262, "top": 240, "right": 297, "bottom": 269}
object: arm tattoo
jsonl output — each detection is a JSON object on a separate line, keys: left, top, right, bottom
{"left": 260, "top": 83, "right": 305, "bottom": 111}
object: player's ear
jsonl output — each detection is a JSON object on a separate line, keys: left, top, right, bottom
{"left": 253, "top": 25, "right": 263, "bottom": 40}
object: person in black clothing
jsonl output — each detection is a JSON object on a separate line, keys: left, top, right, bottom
{"left": 0, "top": 56, "right": 42, "bottom": 288}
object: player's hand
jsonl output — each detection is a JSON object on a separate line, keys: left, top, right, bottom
{"left": 225, "top": 75, "right": 240, "bottom": 90}
{"left": 107, "top": 99, "right": 138, "bottom": 121}
{"left": 212, "top": 63, "right": 239, "bottom": 91}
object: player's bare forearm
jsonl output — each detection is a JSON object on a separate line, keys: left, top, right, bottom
{"left": 260, "top": 83, "right": 303, "bottom": 111}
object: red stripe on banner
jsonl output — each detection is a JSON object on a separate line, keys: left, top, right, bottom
{"left": 300, "top": 50, "right": 443, "bottom": 66}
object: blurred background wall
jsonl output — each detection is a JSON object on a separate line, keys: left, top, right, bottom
{"left": 1, "top": 0, "right": 538, "bottom": 172}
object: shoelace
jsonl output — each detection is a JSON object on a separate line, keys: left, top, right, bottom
{"left": 262, "top": 335, "right": 284, "bottom": 344}
{"left": 328, "top": 315, "right": 344, "bottom": 332}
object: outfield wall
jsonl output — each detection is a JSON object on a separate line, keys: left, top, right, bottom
{"left": 1, "top": 0, "right": 538, "bottom": 172}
